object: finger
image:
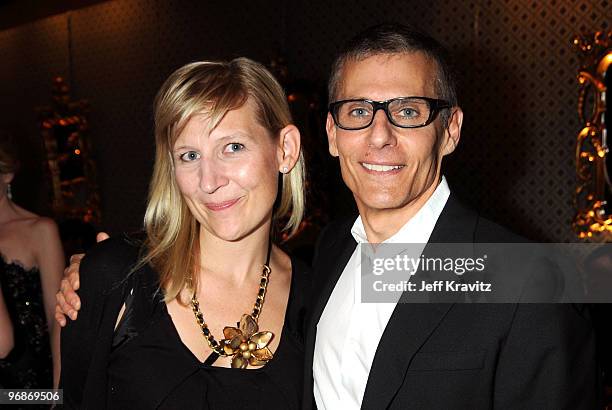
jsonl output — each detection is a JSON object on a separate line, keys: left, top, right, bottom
{"left": 68, "top": 253, "right": 84, "bottom": 265}
{"left": 60, "top": 278, "right": 81, "bottom": 311}
{"left": 56, "top": 283, "right": 77, "bottom": 320}
{"left": 54, "top": 305, "right": 66, "bottom": 327}
{"left": 66, "top": 267, "right": 80, "bottom": 291}
{"left": 96, "top": 232, "right": 110, "bottom": 242}
{"left": 64, "top": 283, "right": 81, "bottom": 311}
{"left": 66, "top": 255, "right": 83, "bottom": 290}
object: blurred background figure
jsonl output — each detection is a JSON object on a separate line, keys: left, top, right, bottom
{"left": 0, "top": 287, "right": 13, "bottom": 363}
{"left": 0, "top": 135, "right": 64, "bottom": 389}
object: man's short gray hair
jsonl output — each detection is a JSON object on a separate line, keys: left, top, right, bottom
{"left": 328, "top": 23, "right": 458, "bottom": 128}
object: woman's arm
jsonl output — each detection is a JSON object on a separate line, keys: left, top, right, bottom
{"left": 0, "top": 285, "right": 14, "bottom": 358}
{"left": 33, "top": 218, "right": 65, "bottom": 388}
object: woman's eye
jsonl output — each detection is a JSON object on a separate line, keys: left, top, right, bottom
{"left": 179, "top": 151, "right": 200, "bottom": 162}
{"left": 224, "top": 143, "right": 245, "bottom": 153}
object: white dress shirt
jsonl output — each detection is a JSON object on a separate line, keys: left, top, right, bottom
{"left": 313, "top": 177, "right": 451, "bottom": 410}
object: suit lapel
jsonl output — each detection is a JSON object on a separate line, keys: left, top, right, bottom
{"left": 361, "top": 195, "right": 479, "bottom": 409}
{"left": 428, "top": 195, "right": 478, "bottom": 244}
{"left": 303, "top": 224, "right": 357, "bottom": 410}
{"left": 361, "top": 303, "right": 453, "bottom": 410}
{"left": 310, "top": 238, "right": 357, "bottom": 333}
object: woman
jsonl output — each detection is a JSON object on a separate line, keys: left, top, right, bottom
{"left": 0, "top": 288, "right": 13, "bottom": 360}
{"left": 60, "top": 58, "right": 308, "bottom": 409}
{"left": 0, "top": 138, "right": 64, "bottom": 389}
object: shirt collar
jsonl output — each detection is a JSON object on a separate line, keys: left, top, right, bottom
{"left": 351, "top": 176, "right": 450, "bottom": 245}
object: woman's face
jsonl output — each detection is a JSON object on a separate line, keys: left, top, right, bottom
{"left": 173, "top": 99, "right": 281, "bottom": 242}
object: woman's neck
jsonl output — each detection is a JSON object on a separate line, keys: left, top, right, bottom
{"left": 0, "top": 195, "right": 21, "bottom": 224}
{"left": 197, "top": 221, "right": 272, "bottom": 286}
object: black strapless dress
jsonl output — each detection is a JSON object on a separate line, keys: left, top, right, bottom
{"left": 0, "top": 254, "right": 52, "bottom": 389}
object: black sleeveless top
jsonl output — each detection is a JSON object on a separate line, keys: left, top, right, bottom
{"left": 60, "top": 237, "right": 310, "bottom": 410}
{"left": 0, "top": 254, "right": 52, "bottom": 390}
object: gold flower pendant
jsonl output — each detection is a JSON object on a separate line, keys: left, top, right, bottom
{"left": 221, "top": 314, "right": 274, "bottom": 368}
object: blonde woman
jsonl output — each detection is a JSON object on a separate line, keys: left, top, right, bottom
{"left": 0, "top": 138, "right": 64, "bottom": 389}
{"left": 60, "top": 58, "right": 309, "bottom": 409}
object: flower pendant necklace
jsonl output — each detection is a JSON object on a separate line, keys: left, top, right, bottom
{"left": 189, "top": 239, "right": 274, "bottom": 368}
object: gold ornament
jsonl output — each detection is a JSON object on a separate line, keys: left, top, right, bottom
{"left": 190, "top": 264, "right": 274, "bottom": 368}
{"left": 222, "top": 314, "right": 274, "bottom": 368}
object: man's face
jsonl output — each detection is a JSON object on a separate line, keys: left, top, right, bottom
{"left": 326, "top": 52, "right": 462, "bottom": 217}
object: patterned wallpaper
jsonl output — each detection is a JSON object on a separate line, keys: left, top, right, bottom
{"left": 0, "top": 0, "right": 609, "bottom": 242}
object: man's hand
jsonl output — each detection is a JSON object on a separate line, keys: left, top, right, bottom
{"left": 54, "top": 232, "right": 110, "bottom": 327}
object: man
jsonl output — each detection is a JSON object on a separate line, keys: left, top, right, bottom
{"left": 304, "top": 24, "right": 597, "bottom": 409}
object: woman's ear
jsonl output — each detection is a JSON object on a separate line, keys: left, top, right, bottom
{"left": 277, "top": 124, "right": 301, "bottom": 173}
{"left": 1, "top": 173, "right": 14, "bottom": 185}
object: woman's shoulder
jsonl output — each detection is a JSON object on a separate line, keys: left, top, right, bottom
{"left": 83, "top": 234, "right": 142, "bottom": 260}
{"left": 282, "top": 255, "right": 311, "bottom": 343}
{"left": 2, "top": 208, "right": 49, "bottom": 234}
{"left": 79, "top": 234, "right": 144, "bottom": 294}
{"left": 289, "top": 255, "right": 311, "bottom": 279}
{"left": 6, "top": 212, "right": 59, "bottom": 250}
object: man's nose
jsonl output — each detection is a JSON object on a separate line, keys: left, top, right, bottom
{"left": 199, "top": 158, "right": 229, "bottom": 194}
{"left": 366, "top": 109, "right": 397, "bottom": 148}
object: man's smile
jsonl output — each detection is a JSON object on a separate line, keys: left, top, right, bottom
{"left": 360, "top": 162, "right": 405, "bottom": 174}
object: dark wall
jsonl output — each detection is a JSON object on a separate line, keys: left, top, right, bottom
{"left": 0, "top": 0, "right": 608, "bottom": 241}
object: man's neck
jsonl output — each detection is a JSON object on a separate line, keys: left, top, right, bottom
{"left": 357, "top": 178, "right": 441, "bottom": 243}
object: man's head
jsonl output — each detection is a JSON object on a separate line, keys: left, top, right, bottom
{"left": 326, "top": 24, "right": 463, "bottom": 238}
{"left": 328, "top": 23, "right": 458, "bottom": 128}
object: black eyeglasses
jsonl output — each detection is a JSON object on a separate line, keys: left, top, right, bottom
{"left": 328, "top": 97, "right": 451, "bottom": 130}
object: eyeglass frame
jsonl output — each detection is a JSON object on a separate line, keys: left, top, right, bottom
{"left": 328, "top": 96, "right": 452, "bottom": 130}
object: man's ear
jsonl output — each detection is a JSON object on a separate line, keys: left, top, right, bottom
{"left": 440, "top": 107, "right": 463, "bottom": 156}
{"left": 276, "top": 124, "right": 301, "bottom": 172}
{"left": 326, "top": 113, "right": 339, "bottom": 157}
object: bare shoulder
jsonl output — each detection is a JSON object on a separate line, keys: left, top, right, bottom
{"left": 31, "top": 216, "right": 60, "bottom": 238}
{"left": 10, "top": 203, "right": 38, "bottom": 221}
{"left": 28, "top": 217, "right": 62, "bottom": 263}
{"left": 2, "top": 206, "right": 51, "bottom": 234}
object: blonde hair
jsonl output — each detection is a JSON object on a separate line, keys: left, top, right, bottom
{"left": 142, "top": 58, "right": 305, "bottom": 303}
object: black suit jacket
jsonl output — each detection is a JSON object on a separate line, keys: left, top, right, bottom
{"left": 303, "top": 195, "right": 598, "bottom": 409}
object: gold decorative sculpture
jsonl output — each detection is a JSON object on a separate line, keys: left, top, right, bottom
{"left": 37, "top": 77, "right": 101, "bottom": 224}
{"left": 573, "top": 31, "right": 611, "bottom": 240}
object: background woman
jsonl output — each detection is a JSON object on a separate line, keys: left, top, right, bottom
{"left": 60, "top": 58, "right": 308, "bottom": 409}
{"left": 0, "top": 288, "right": 13, "bottom": 361}
{"left": 0, "top": 137, "right": 64, "bottom": 388}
